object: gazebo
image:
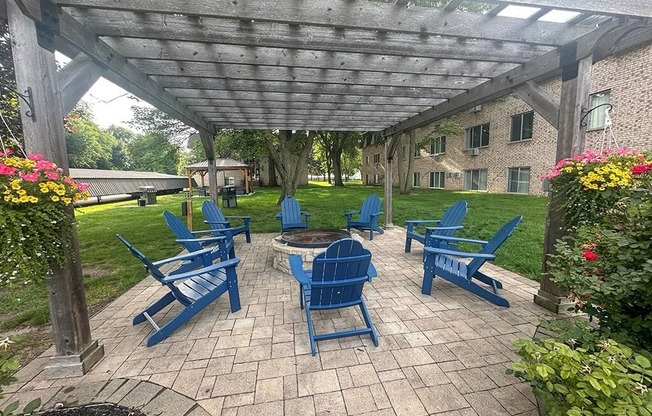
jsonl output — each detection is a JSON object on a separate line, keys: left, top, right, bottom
{"left": 3, "top": 0, "right": 651, "bottom": 377}
{"left": 185, "top": 159, "right": 254, "bottom": 197}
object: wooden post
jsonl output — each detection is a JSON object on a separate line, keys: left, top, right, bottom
{"left": 534, "top": 56, "right": 593, "bottom": 313}
{"left": 384, "top": 135, "right": 395, "bottom": 227}
{"left": 199, "top": 131, "right": 218, "bottom": 204}
{"left": 6, "top": 0, "right": 103, "bottom": 378}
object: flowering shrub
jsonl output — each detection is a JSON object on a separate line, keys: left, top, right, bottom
{"left": 544, "top": 149, "right": 652, "bottom": 351}
{"left": 0, "top": 149, "right": 89, "bottom": 286}
{"left": 542, "top": 149, "right": 649, "bottom": 226}
{"left": 511, "top": 337, "right": 652, "bottom": 416}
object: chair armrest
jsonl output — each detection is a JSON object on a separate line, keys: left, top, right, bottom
{"left": 203, "top": 220, "right": 231, "bottom": 226}
{"left": 369, "top": 211, "right": 383, "bottom": 218}
{"left": 289, "top": 255, "right": 311, "bottom": 285}
{"left": 161, "top": 258, "right": 240, "bottom": 283}
{"left": 152, "top": 247, "right": 215, "bottom": 266}
{"left": 405, "top": 219, "right": 441, "bottom": 225}
{"left": 176, "top": 236, "right": 227, "bottom": 245}
{"left": 225, "top": 215, "right": 251, "bottom": 220}
{"left": 367, "top": 263, "right": 377, "bottom": 279}
{"left": 302, "top": 212, "right": 311, "bottom": 218}
{"left": 275, "top": 212, "right": 282, "bottom": 220}
{"left": 424, "top": 225, "right": 464, "bottom": 231}
{"left": 424, "top": 247, "right": 496, "bottom": 260}
{"left": 344, "top": 209, "right": 361, "bottom": 216}
{"left": 426, "top": 234, "right": 488, "bottom": 246}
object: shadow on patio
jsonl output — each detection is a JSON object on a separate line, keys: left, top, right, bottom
{"left": 4, "top": 227, "right": 553, "bottom": 416}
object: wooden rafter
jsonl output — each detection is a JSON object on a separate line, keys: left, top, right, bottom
{"left": 488, "top": 0, "right": 652, "bottom": 18}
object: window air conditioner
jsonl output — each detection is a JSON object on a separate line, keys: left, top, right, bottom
{"left": 470, "top": 105, "right": 482, "bottom": 113}
{"left": 467, "top": 148, "right": 480, "bottom": 156}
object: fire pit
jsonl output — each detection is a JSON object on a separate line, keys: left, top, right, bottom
{"left": 272, "top": 228, "right": 363, "bottom": 274}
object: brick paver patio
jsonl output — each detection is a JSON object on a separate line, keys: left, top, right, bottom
{"left": 4, "top": 227, "right": 552, "bottom": 415}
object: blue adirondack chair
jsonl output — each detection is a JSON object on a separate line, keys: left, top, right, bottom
{"left": 202, "top": 200, "right": 251, "bottom": 243}
{"left": 422, "top": 215, "right": 523, "bottom": 307}
{"left": 289, "top": 238, "right": 379, "bottom": 355}
{"left": 163, "top": 211, "right": 235, "bottom": 274}
{"left": 116, "top": 234, "right": 241, "bottom": 347}
{"left": 345, "top": 194, "right": 384, "bottom": 240}
{"left": 276, "top": 196, "right": 310, "bottom": 232}
{"left": 405, "top": 200, "right": 468, "bottom": 253}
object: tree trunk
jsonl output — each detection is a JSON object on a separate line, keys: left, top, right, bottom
{"left": 399, "top": 131, "right": 416, "bottom": 195}
{"left": 332, "top": 146, "right": 344, "bottom": 186}
{"left": 268, "top": 156, "right": 278, "bottom": 187}
{"left": 266, "top": 130, "right": 314, "bottom": 204}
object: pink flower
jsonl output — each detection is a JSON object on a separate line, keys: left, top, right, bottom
{"left": 582, "top": 250, "right": 599, "bottom": 262}
{"left": 0, "top": 163, "right": 17, "bottom": 176}
{"left": 19, "top": 172, "right": 40, "bottom": 182}
{"left": 36, "top": 160, "right": 54, "bottom": 170}
{"left": 3, "top": 148, "right": 13, "bottom": 155}
{"left": 28, "top": 153, "right": 44, "bottom": 161}
{"left": 76, "top": 182, "right": 90, "bottom": 191}
{"left": 63, "top": 177, "right": 74, "bottom": 184}
{"left": 45, "top": 171, "right": 60, "bottom": 180}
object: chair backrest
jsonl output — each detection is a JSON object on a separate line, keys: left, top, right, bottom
{"left": 116, "top": 234, "right": 167, "bottom": 283}
{"left": 310, "top": 239, "right": 372, "bottom": 307}
{"left": 202, "top": 201, "right": 228, "bottom": 230}
{"left": 281, "top": 196, "right": 303, "bottom": 226}
{"left": 163, "top": 211, "right": 203, "bottom": 252}
{"left": 438, "top": 200, "right": 468, "bottom": 235}
{"left": 116, "top": 234, "right": 189, "bottom": 302}
{"left": 467, "top": 215, "right": 523, "bottom": 276}
{"left": 358, "top": 194, "right": 382, "bottom": 223}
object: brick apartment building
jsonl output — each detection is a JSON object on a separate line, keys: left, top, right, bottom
{"left": 361, "top": 42, "right": 652, "bottom": 195}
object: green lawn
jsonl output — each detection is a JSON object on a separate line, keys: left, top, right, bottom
{"left": 0, "top": 182, "right": 548, "bottom": 330}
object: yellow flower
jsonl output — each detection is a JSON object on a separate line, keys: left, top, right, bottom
{"left": 18, "top": 195, "right": 29, "bottom": 203}
{"left": 17, "top": 189, "right": 26, "bottom": 196}
{"left": 51, "top": 196, "right": 60, "bottom": 202}
{"left": 3, "top": 196, "right": 10, "bottom": 202}
{"left": 28, "top": 196, "right": 38, "bottom": 203}
{"left": 62, "top": 197, "right": 72, "bottom": 205}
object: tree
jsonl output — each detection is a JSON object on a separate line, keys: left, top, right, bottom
{"left": 214, "top": 129, "right": 269, "bottom": 162}
{"left": 129, "top": 106, "right": 196, "bottom": 147}
{"left": 65, "top": 103, "right": 124, "bottom": 169}
{"left": 314, "top": 131, "right": 333, "bottom": 183}
{"left": 128, "top": 132, "right": 180, "bottom": 174}
{"left": 266, "top": 130, "right": 314, "bottom": 203}
{"left": 0, "top": 22, "right": 22, "bottom": 149}
{"left": 331, "top": 131, "right": 362, "bottom": 186}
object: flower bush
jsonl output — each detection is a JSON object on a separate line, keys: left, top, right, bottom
{"left": 542, "top": 149, "right": 648, "bottom": 226}
{"left": 0, "top": 149, "right": 89, "bottom": 286}
{"left": 511, "top": 337, "right": 652, "bottom": 416}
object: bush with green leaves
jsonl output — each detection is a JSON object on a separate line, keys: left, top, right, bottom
{"left": 0, "top": 338, "right": 40, "bottom": 416}
{"left": 548, "top": 163, "right": 652, "bottom": 351}
{"left": 511, "top": 337, "right": 652, "bottom": 416}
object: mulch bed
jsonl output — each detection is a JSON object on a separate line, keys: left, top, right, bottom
{"left": 41, "top": 404, "right": 146, "bottom": 416}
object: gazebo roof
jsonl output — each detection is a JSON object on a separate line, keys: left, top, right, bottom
{"left": 16, "top": 0, "right": 650, "bottom": 138}
{"left": 185, "top": 159, "right": 250, "bottom": 171}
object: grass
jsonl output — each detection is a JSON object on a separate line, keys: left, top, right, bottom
{"left": 0, "top": 182, "right": 548, "bottom": 330}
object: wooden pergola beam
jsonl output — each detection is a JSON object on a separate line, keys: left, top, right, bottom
{"left": 188, "top": 103, "right": 429, "bottom": 113}
{"left": 57, "top": 53, "right": 105, "bottom": 114}
{"left": 490, "top": 0, "right": 652, "bottom": 18}
{"left": 103, "top": 38, "right": 519, "bottom": 78}
{"left": 383, "top": 20, "right": 652, "bottom": 137}
{"left": 130, "top": 60, "right": 489, "bottom": 89}
{"left": 515, "top": 81, "right": 560, "bottom": 128}
{"left": 56, "top": 0, "right": 592, "bottom": 45}
{"left": 208, "top": 123, "right": 384, "bottom": 131}
{"left": 155, "top": 78, "right": 463, "bottom": 99}
{"left": 181, "top": 94, "right": 443, "bottom": 107}
{"left": 74, "top": 12, "right": 552, "bottom": 63}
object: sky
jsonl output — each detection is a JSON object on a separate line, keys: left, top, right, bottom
{"left": 57, "top": 5, "right": 578, "bottom": 131}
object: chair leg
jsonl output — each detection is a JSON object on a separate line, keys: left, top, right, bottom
{"left": 359, "top": 300, "right": 379, "bottom": 347}
{"left": 245, "top": 229, "right": 251, "bottom": 244}
{"left": 369, "top": 228, "right": 374, "bottom": 240}
{"left": 299, "top": 284, "right": 304, "bottom": 310}
{"left": 133, "top": 292, "right": 176, "bottom": 325}
{"left": 405, "top": 237, "right": 412, "bottom": 253}
{"left": 421, "top": 272, "right": 435, "bottom": 295}
{"left": 305, "top": 306, "right": 318, "bottom": 356}
{"left": 226, "top": 269, "right": 241, "bottom": 313}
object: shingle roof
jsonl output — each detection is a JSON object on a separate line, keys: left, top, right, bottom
{"left": 69, "top": 168, "right": 192, "bottom": 197}
{"left": 185, "top": 159, "right": 250, "bottom": 170}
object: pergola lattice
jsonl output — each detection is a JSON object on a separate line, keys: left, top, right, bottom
{"left": 3, "top": 0, "right": 651, "bottom": 377}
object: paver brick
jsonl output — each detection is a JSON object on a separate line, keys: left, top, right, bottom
{"left": 298, "top": 370, "right": 341, "bottom": 396}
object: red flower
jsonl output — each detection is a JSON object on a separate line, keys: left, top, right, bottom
{"left": 582, "top": 250, "right": 599, "bottom": 261}
{"left": 631, "top": 164, "right": 652, "bottom": 175}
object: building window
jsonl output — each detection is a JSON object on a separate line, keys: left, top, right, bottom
{"left": 464, "top": 169, "right": 488, "bottom": 191}
{"left": 373, "top": 174, "right": 379, "bottom": 184}
{"left": 465, "top": 123, "right": 490, "bottom": 149}
{"left": 414, "top": 144, "right": 421, "bottom": 158}
{"left": 412, "top": 172, "right": 421, "bottom": 187}
{"left": 588, "top": 90, "right": 611, "bottom": 130}
{"left": 373, "top": 153, "right": 380, "bottom": 164}
{"left": 508, "top": 167, "right": 530, "bottom": 194}
{"left": 510, "top": 111, "right": 534, "bottom": 142}
{"left": 429, "top": 171, "right": 445, "bottom": 189}
{"left": 429, "top": 136, "right": 446, "bottom": 155}
{"left": 365, "top": 174, "right": 369, "bottom": 184}
{"left": 365, "top": 155, "right": 369, "bottom": 166}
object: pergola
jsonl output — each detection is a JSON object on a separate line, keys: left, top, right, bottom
{"left": 185, "top": 159, "right": 253, "bottom": 196}
{"left": 3, "top": 0, "right": 651, "bottom": 377}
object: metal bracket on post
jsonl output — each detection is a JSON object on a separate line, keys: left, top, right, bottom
{"left": 35, "top": 0, "right": 59, "bottom": 52}
{"left": 580, "top": 104, "right": 613, "bottom": 127}
{"left": 15, "top": 87, "right": 36, "bottom": 122}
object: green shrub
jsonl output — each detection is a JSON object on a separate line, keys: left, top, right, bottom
{"left": 511, "top": 338, "right": 652, "bottom": 416}
{"left": 0, "top": 338, "right": 40, "bottom": 416}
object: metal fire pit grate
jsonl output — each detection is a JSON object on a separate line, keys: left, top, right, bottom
{"left": 280, "top": 229, "right": 351, "bottom": 248}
